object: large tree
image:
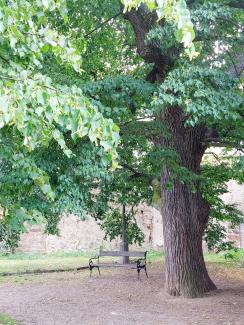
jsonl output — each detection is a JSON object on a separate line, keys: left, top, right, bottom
{"left": 119, "top": 0, "right": 243, "bottom": 297}
{"left": 78, "top": 0, "right": 243, "bottom": 297}
{"left": 69, "top": 0, "right": 243, "bottom": 297}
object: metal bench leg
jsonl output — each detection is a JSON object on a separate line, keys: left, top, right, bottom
{"left": 137, "top": 267, "right": 140, "bottom": 280}
{"left": 137, "top": 260, "right": 141, "bottom": 280}
{"left": 145, "top": 266, "right": 148, "bottom": 278}
{"left": 90, "top": 266, "right": 92, "bottom": 277}
{"left": 98, "top": 266, "right": 101, "bottom": 276}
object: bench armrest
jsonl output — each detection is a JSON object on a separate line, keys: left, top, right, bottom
{"left": 136, "top": 257, "right": 146, "bottom": 263}
{"left": 89, "top": 256, "right": 99, "bottom": 265}
{"left": 136, "top": 252, "right": 147, "bottom": 265}
{"left": 134, "top": 258, "right": 145, "bottom": 269}
{"left": 137, "top": 251, "right": 147, "bottom": 261}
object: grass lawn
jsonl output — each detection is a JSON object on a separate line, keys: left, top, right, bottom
{"left": 0, "top": 313, "right": 17, "bottom": 325}
{"left": 204, "top": 249, "right": 244, "bottom": 267}
{"left": 0, "top": 251, "right": 90, "bottom": 274}
{"left": 0, "top": 249, "right": 243, "bottom": 275}
{"left": 0, "top": 250, "right": 162, "bottom": 274}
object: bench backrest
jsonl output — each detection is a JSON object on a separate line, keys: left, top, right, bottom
{"left": 99, "top": 250, "right": 146, "bottom": 258}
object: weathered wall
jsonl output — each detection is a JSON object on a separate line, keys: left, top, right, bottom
{"left": 18, "top": 225, "right": 47, "bottom": 253}
{"left": 221, "top": 181, "right": 244, "bottom": 248}
{"left": 241, "top": 224, "right": 244, "bottom": 249}
{"left": 17, "top": 204, "right": 164, "bottom": 253}
{"left": 17, "top": 181, "right": 244, "bottom": 253}
{"left": 46, "top": 215, "right": 106, "bottom": 252}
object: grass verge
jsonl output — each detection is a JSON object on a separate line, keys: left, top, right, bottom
{"left": 0, "top": 249, "right": 243, "bottom": 276}
{"left": 0, "top": 251, "right": 90, "bottom": 274}
{"left": 0, "top": 313, "right": 17, "bottom": 325}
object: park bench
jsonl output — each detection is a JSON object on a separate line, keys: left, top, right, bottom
{"left": 89, "top": 250, "right": 148, "bottom": 280}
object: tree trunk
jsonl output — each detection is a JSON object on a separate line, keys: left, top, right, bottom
{"left": 160, "top": 107, "right": 217, "bottom": 298}
{"left": 120, "top": 205, "right": 129, "bottom": 264}
{"left": 122, "top": 5, "right": 217, "bottom": 298}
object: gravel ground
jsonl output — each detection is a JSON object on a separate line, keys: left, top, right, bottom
{"left": 0, "top": 263, "right": 244, "bottom": 325}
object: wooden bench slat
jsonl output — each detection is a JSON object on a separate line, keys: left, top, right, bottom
{"left": 92, "top": 263, "right": 137, "bottom": 268}
{"left": 99, "top": 251, "right": 146, "bottom": 257}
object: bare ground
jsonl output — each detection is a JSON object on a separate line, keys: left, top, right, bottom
{"left": 0, "top": 263, "right": 244, "bottom": 325}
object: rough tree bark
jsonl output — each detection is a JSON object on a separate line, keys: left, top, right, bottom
{"left": 160, "top": 107, "right": 217, "bottom": 297}
{"left": 123, "top": 5, "right": 217, "bottom": 298}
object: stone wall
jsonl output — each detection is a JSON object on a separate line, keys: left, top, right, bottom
{"left": 221, "top": 181, "right": 244, "bottom": 248}
{"left": 240, "top": 224, "right": 244, "bottom": 248}
{"left": 16, "top": 181, "right": 244, "bottom": 253}
{"left": 17, "top": 204, "right": 164, "bottom": 253}
{"left": 18, "top": 225, "right": 47, "bottom": 254}
{"left": 46, "top": 215, "right": 106, "bottom": 252}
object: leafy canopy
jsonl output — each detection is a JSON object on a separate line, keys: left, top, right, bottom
{"left": 0, "top": 0, "right": 120, "bottom": 230}
{"left": 0, "top": 0, "right": 243, "bottom": 250}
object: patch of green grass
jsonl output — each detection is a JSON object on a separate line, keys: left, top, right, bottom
{"left": 204, "top": 249, "right": 244, "bottom": 267}
{"left": 0, "top": 313, "right": 17, "bottom": 325}
{"left": 0, "top": 249, "right": 243, "bottom": 277}
{"left": 143, "top": 248, "right": 244, "bottom": 266}
{"left": 147, "top": 250, "right": 164, "bottom": 263}
{"left": 142, "top": 249, "right": 244, "bottom": 267}
{"left": 0, "top": 250, "right": 164, "bottom": 274}
{"left": 0, "top": 251, "right": 90, "bottom": 274}
{"left": 204, "top": 252, "right": 230, "bottom": 263}
{"left": 0, "top": 250, "right": 92, "bottom": 260}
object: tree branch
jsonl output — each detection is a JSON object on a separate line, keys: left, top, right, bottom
{"left": 204, "top": 151, "right": 222, "bottom": 163}
{"left": 121, "top": 162, "right": 153, "bottom": 181}
{"left": 203, "top": 137, "right": 244, "bottom": 149}
{"left": 84, "top": 12, "right": 121, "bottom": 39}
{"left": 227, "top": 48, "right": 244, "bottom": 78}
{"left": 228, "top": 0, "right": 244, "bottom": 9}
{"left": 0, "top": 55, "right": 9, "bottom": 63}
{"left": 226, "top": 49, "right": 241, "bottom": 78}
{"left": 122, "top": 4, "right": 172, "bottom": 80}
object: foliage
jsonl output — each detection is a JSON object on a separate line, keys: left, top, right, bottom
{"left": 101, "top": 208, "right": 145, "bottom": 245}
{"left": 0, "top": 0, "right": 119, "bottom": 158}
{"left": 0, "top": 0, "right": 120, "bottom": 233}
{"left": 0, "top": 0, "right": 243, "bottom": 255}
{"left": 154, "top": 66, "right": 243, "bottom": 126}
{"left": 0, "top": 219, "right": 21, "bottom": 253}
{"left": 201, "top": 156, "right": 244, "bottom": 252}
{"left": 204, "top": 219, "right": 236, "bottom": 253}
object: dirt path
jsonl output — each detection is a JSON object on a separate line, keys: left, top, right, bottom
{"left": 0, "top": 264, "right": 244, "bottom": 325}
